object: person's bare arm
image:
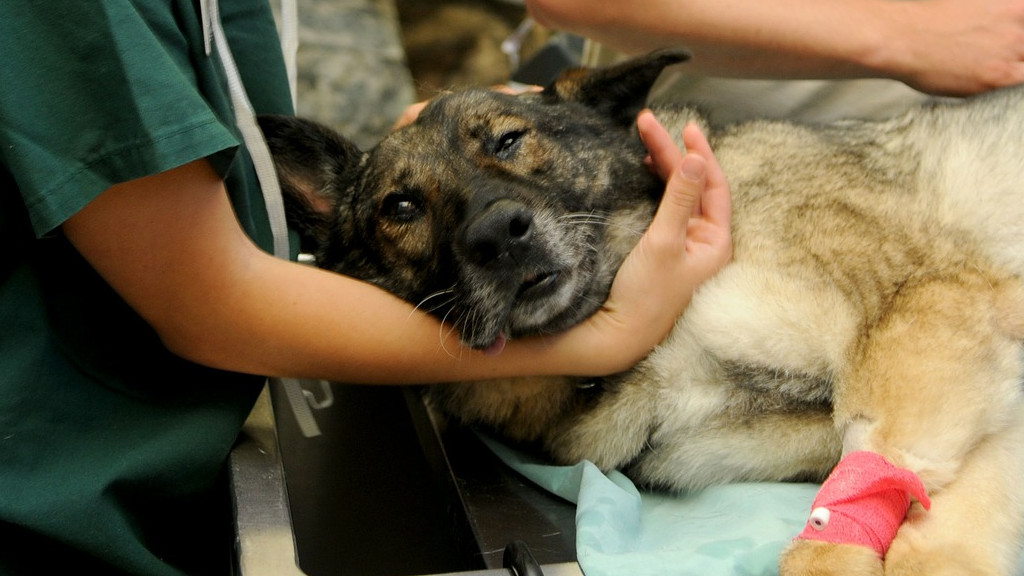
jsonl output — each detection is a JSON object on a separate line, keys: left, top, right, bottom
{"left": 62, "top": 117, "right": 730, "bottom": 384}
{"left": 526, "top": 0, "right": 1024, "bottom": 96}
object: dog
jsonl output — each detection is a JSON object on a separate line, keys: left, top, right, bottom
{"left": 259, "top": 50, "right": 1024, "bottom": 575}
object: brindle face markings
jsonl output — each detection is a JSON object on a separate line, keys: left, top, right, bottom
{"left": 329, "top": 90, "right": 657, "bottom": 350}
{"left": 264, "top": 51, "right": 681, "bottom": 350}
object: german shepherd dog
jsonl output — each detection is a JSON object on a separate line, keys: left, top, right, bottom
{"left": 259, "top": 50, "right": 1024, "bottom": 575}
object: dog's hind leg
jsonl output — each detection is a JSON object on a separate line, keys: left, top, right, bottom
{"left": 780, "top": 273, "right": 1024, "bottom": 576}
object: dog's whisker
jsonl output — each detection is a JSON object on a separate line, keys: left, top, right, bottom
{"left": 409, "top": 286, "right": 457, "bottom": 318}
{"left": 420, "top": 295, "right": 457, "bottom": 316}
{"left": 558, "top": 210, "right": 616, "bottom": 222}
{"left": 557, "top": 210, "right": 612, "bottom": 223}
{"left": 558, "top": 211, "right": 645, "bottom": 237}
{"left": 437, "top": 307, "right": 464, "bottom": 360}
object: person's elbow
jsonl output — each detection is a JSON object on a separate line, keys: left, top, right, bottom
{"left": 131, "top": 299, "right": 231, "bottom": 372}
{"left": 137, "top": 261, "right": 270, "bottom": 375}
{"left": 157, "top": 322, "right": 234, "bottom": 371}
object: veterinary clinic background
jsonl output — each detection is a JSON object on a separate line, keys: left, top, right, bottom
{"left": 2, "top": 0, "right": 1023, "bottom": 575}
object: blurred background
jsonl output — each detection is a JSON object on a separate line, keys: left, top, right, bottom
{"left": 279, "top": 0, "right": 552, "bottom": 149}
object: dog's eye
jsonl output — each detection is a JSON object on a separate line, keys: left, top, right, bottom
{"left": 380, "top": 192, "right": 424, "bottom": 223}
{"left": 492, "top": 129, "right": 526, "bottom": 160}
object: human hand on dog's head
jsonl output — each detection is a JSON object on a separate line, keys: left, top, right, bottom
{"left": 564, "top": 111, "right": 732, "bottom": 374}
{"left": 392, "top": 100, "right": 429, "bottom": 131}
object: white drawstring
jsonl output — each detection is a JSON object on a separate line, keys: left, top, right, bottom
{"left": 200, "top": 0, "right": 213, "bottom": 56}
{"left": 204, "top": 0, "right": 323, "bottom": 438}
{"left": 278, "top": 0, "right": 299, "bottom": 107}
{"left": 206, "top": 0, "right": 290, "bottom": 261}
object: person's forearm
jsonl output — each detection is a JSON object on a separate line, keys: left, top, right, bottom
{"left": 62, "top": 160, "right": 594, "bottom": 383}
{"left": 526, "top": 0, "right": 1024, "bottom": 95}
{"left": 62, "top": 159, "right": 681, "bottom": 384}
{"left": 527, "top": 0, "right": 890, "bottom": 78}
{"left": 169, "top": 247, "right": 622, "bottom": 384}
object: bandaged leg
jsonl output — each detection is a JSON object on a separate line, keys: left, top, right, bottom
{"left": 780, "top": 277, "right": 1023, "bottom": 576}
{"left": 795, "top": 450, "right": 931, "bottom": 556}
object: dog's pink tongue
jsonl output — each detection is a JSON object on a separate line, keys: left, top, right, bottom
{"left": 482, "top": 332, "right": 508, "bottom": 356}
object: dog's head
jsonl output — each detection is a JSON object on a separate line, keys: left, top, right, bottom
{"left": 261, "top": 50, "right": 689, "bottom": 351}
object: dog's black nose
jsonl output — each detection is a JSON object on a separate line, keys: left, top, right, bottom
{"left": 463, "top": 199, "right": 535, "bottom": 266}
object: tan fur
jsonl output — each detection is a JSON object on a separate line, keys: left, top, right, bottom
{"left": 264, "top": 51, "right": 1024, "bottom": 574}
{"left": 432, "top": 78, "right": 1024, "bottom": 574}
{"left": 428, "top": 376, "right": 579, "bottom": 441}
{"left": 780, "top": 540, "right": 883, "bottom": 576}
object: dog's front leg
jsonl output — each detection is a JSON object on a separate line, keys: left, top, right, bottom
{"left": 883, "top": 406, "right": 1024, "bottom": 576}
{"left": 780, "top": 274, "right": 1024, "bottom": 576}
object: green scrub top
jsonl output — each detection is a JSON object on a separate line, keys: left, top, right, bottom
{"left": 0, "top": 1, "right": 294, "bottom": 574}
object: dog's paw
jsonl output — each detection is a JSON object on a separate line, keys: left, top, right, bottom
{"left": 779, "top": 539, "right": 883, "bottom": 576}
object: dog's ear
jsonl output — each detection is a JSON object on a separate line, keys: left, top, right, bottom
{"left": 544, "top": 48, "right": 690, "bottom": 126}
{"left": 258, "top": 114, "right": 363, "bottom": 253}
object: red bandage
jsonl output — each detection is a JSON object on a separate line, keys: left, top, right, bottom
{"left": 795, "top": 451, "right": 932, "bottom": 556}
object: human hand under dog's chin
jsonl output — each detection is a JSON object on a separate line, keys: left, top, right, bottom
{"left": 566, "top": 112, "right": 733, "bottom": 375}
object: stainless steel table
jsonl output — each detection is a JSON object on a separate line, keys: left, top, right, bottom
{"left": 230, "top": 382, "right": 585, "bottom": 576}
